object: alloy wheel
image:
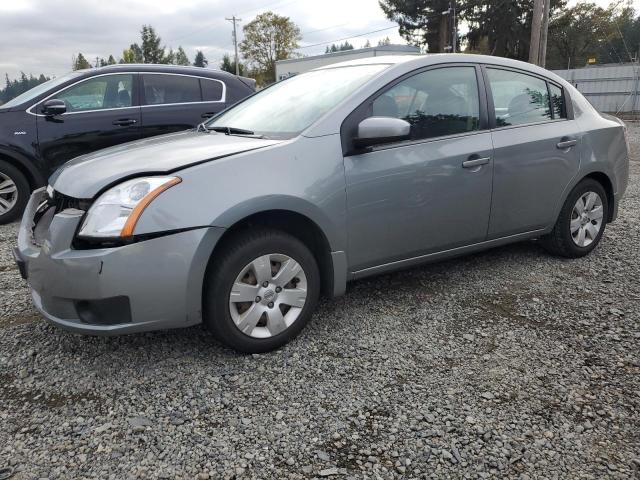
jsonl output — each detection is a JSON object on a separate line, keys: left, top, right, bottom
{"left": 570, "top": 191, "right": 604, "bottom": 247}
{"left": 0, "top": 173, "right": 18, "bottom": 215}
{"left": 228, "top": 253, "right": 308, "bottom": 339}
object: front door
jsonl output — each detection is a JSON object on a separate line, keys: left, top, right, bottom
{"left": 36, "top": 73, "right": 141, "bottom": 174}
{"left": 483, "top": 67, "right": 582, "bottom": 238}
{"left": 344, "top": 65, "right": 494, "bottom": 271}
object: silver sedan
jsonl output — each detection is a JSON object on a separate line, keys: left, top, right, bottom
{"left": 15, "top": 54, "right": 630, "bottom": 353}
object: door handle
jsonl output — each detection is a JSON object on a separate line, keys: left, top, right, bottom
{"left": 112, "top": 119, "right": 137, "bottom": 126}
{"left": 201, "top": 112, "right": 216, "bottom": 118}
{"left": 557, "top": 138, "right": 577, "bottom": 149}
{"left": 462, "top": 157, "right": 491, "bottom": 169}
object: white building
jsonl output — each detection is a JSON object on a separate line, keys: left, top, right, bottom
{"left": 275, "top": 44, "right": 422, "bottom": 81}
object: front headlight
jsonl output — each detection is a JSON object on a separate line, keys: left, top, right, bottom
{"left": 78, "top": 176, "right": 181, "bottom": 238}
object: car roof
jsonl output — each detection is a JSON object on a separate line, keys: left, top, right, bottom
{"left": 78, "top": 64, "right": 239, "bottom": 81}
{"left": 317, "top": 53, "right": 566, "bottom": 83}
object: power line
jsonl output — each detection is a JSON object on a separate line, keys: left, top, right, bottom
{"left": 302, "top": 23, "right": 350, "bottom": 36}
{"left": 296, "top": 25, "right": 399, "bottom": 50}
{"left": 167, "top": 0, "right": 298, "bottom": 44}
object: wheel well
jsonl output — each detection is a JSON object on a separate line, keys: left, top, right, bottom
{"left": 0, "top": 153, "right": 40, "bottom": 190}
{"left": 211, "top": 210, "right": 335, "bottom": 297}
{"left": 583, "top": 172, "right": 615, "bottom": 222}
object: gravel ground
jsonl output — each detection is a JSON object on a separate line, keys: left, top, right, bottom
{"left": 0, "top": 125, "right": 639, "bottom": 480}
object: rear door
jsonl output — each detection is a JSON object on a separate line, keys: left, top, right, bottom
{"left": 140, "top": 73, "right": 226, "bottom": 138}
{"left": 35, "top": 73, "right": 141, "bottom": 172}
{"left": 484, "top": 66, "right": 581, "bottom": 239}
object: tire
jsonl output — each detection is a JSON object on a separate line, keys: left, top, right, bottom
{"left": 0, "top": 160, "right": 30, "bottom": 225}
{"left": 203, "top": 229, "right": 320, "bottom": 353}
{"left": 541, "top": 178, "right": 608, "bottom": 258}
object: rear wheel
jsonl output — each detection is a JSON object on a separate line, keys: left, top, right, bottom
{"left": 541, "top": 178, "right": 608, "bottom": 258}
{"left": 203, "top": 229, "right": 320, "bottom": 353}
{"left": 0, "top": 160, "right": 30, "bottom": 224}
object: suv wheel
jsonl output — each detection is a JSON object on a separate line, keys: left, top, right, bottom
{"left": 203, "top": 229, "right": 320, "bottom": 353}
{"left": 541, "top": 178, "right": 608, "bottom": 258}
{"left": 0, "top": 160, "right": 30, "bottom": 224}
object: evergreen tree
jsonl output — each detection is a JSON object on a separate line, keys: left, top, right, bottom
{"left": 0, "top": 72, "right": 51, "bottom": 104}
{"left": 107, "top": 55, "right": 117, "bottom": 65}
{"left": 220, "top": 53, "right": 245, "bottom": 75}
{"left": 193, "top": 50, "right": 208, "bottom": 67}
{"left": 379, "top": 0, "right": 451, "bottom": 52}
{"left": 164, "top": 49, "right": 176, "bottom": 65}
{"left": 73, "top": 53, "right": 92, "bottom": 70}
{"left": 325, "top": 41, "right": 354, "bottom": 53}
{"left": 175, "top": 47, "right": 190, "bottom": 66}
{"left": 462, "top": 0, "right": 566, "bottom": 59}
{"left": 377, "top": 36, "right": 391, "bottom": 46}
{"left": 140, "top": 25, "right": 165, "bottom": 63}
{"left": 129, "top": 43, "right": 144, "bottom": 62}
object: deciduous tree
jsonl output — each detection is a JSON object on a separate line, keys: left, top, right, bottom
{"left": 240, "top": 11, "right": 301, "bottom": 84}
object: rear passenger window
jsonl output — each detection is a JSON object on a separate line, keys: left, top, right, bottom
{"left": 487, "top": 68, "right": 551, "bottom": 126}
{"left": 201, "top": 79, "right": 224, "bottom": 101}
{"left": 371, "top": 66, "right": 481, "bottom": 140}
{"left": 549, "top": 83, "right": 566, "bottom": 119}
{"left": 142, "top": 74, "right": 201, "bottom": 105}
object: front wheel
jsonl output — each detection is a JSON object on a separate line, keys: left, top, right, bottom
{"left": 541, "top": 178, "right": 608, "bottom": 258}
{"left": 203, "top": 229, "right": 320, "bottom": 353}
{"left": 0, "top": 160, "right": 30, "bottom": 224}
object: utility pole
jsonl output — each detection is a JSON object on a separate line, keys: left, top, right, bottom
{"left": 539, "top": 0, "right": 550, "bottom": 67}
{"left": 441, "top": 2, "right": 457, "bottom": 53}
{"left": 451, "top": 0, "right": 457, "bottom": 53}
{"left": 226, "top": 15, "right": 242, "bottom": 76}
{"left": 529, "top": 0, "right": 544, "bottom": 65}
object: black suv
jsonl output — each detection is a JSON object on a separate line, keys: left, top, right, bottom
{"left": 0, "top": 64, "right": 255, "bottom": 223}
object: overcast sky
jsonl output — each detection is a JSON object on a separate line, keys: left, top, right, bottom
{"left": 1, "top": 0, "right": 638, "bottom": 81}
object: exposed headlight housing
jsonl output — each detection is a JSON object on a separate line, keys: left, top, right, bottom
{"left": 78, "top": 176, "right": 181, "bottom": 239}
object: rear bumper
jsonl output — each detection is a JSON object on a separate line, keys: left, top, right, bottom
{"left": 16, "top": 189, "right": 225, "bottom": 335}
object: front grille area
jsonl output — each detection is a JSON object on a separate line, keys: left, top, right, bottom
{"left": 31, "top": 190, "right": 89, "bottom": 246}
{"left": 51, "top": 191, "right": 85, "bottom": 213}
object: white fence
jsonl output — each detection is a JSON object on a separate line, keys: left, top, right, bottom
{"left": 552, "top": 63, "right": 640, "bottom": 114}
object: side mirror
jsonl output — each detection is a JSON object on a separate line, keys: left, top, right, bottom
{"left": 353, "top": 116, "right": 411, "bottom": 149}
{"left": 41, "top": 99, "right": 67, "bottom": 117}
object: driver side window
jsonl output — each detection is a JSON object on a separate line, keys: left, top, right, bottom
{"left": 371, "top": 66, "right": 480, "bottom": 141}
{"left": 55, "top": 74, "right": 134, "bottom": 113}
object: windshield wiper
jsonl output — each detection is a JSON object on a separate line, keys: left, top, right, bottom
{"left": 209, "top": 126, "right": 257, "bottom": 135}
{"left": 197, "top": 124, "right": 266, "bottom": 138}
{"left": 196, "top": 122, "right": 209, "bottom": 133}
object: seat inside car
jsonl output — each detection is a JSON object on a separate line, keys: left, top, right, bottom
{"left": 116, "top": 89, "right": 131, "bottom": 107}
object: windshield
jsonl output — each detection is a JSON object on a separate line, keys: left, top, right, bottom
{"left": 207, "top": 64, "right": 389, "bottom": 138}
{"left": 1, "top": 71, "right": 84, "bottom": 109}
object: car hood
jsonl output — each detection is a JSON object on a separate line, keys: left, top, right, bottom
{"left": 50, "top": 130, "right": 282, "bottom": 198}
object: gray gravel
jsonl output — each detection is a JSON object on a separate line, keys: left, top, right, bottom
{"left": 1, "top": 125, "right": 639, "bottom": 480}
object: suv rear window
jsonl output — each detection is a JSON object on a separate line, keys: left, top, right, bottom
{"left": 142, "top": 74, "right": 201, "bottom": 105}
{"left": 201, "top": 79, "right": 224, "bottom": 101}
